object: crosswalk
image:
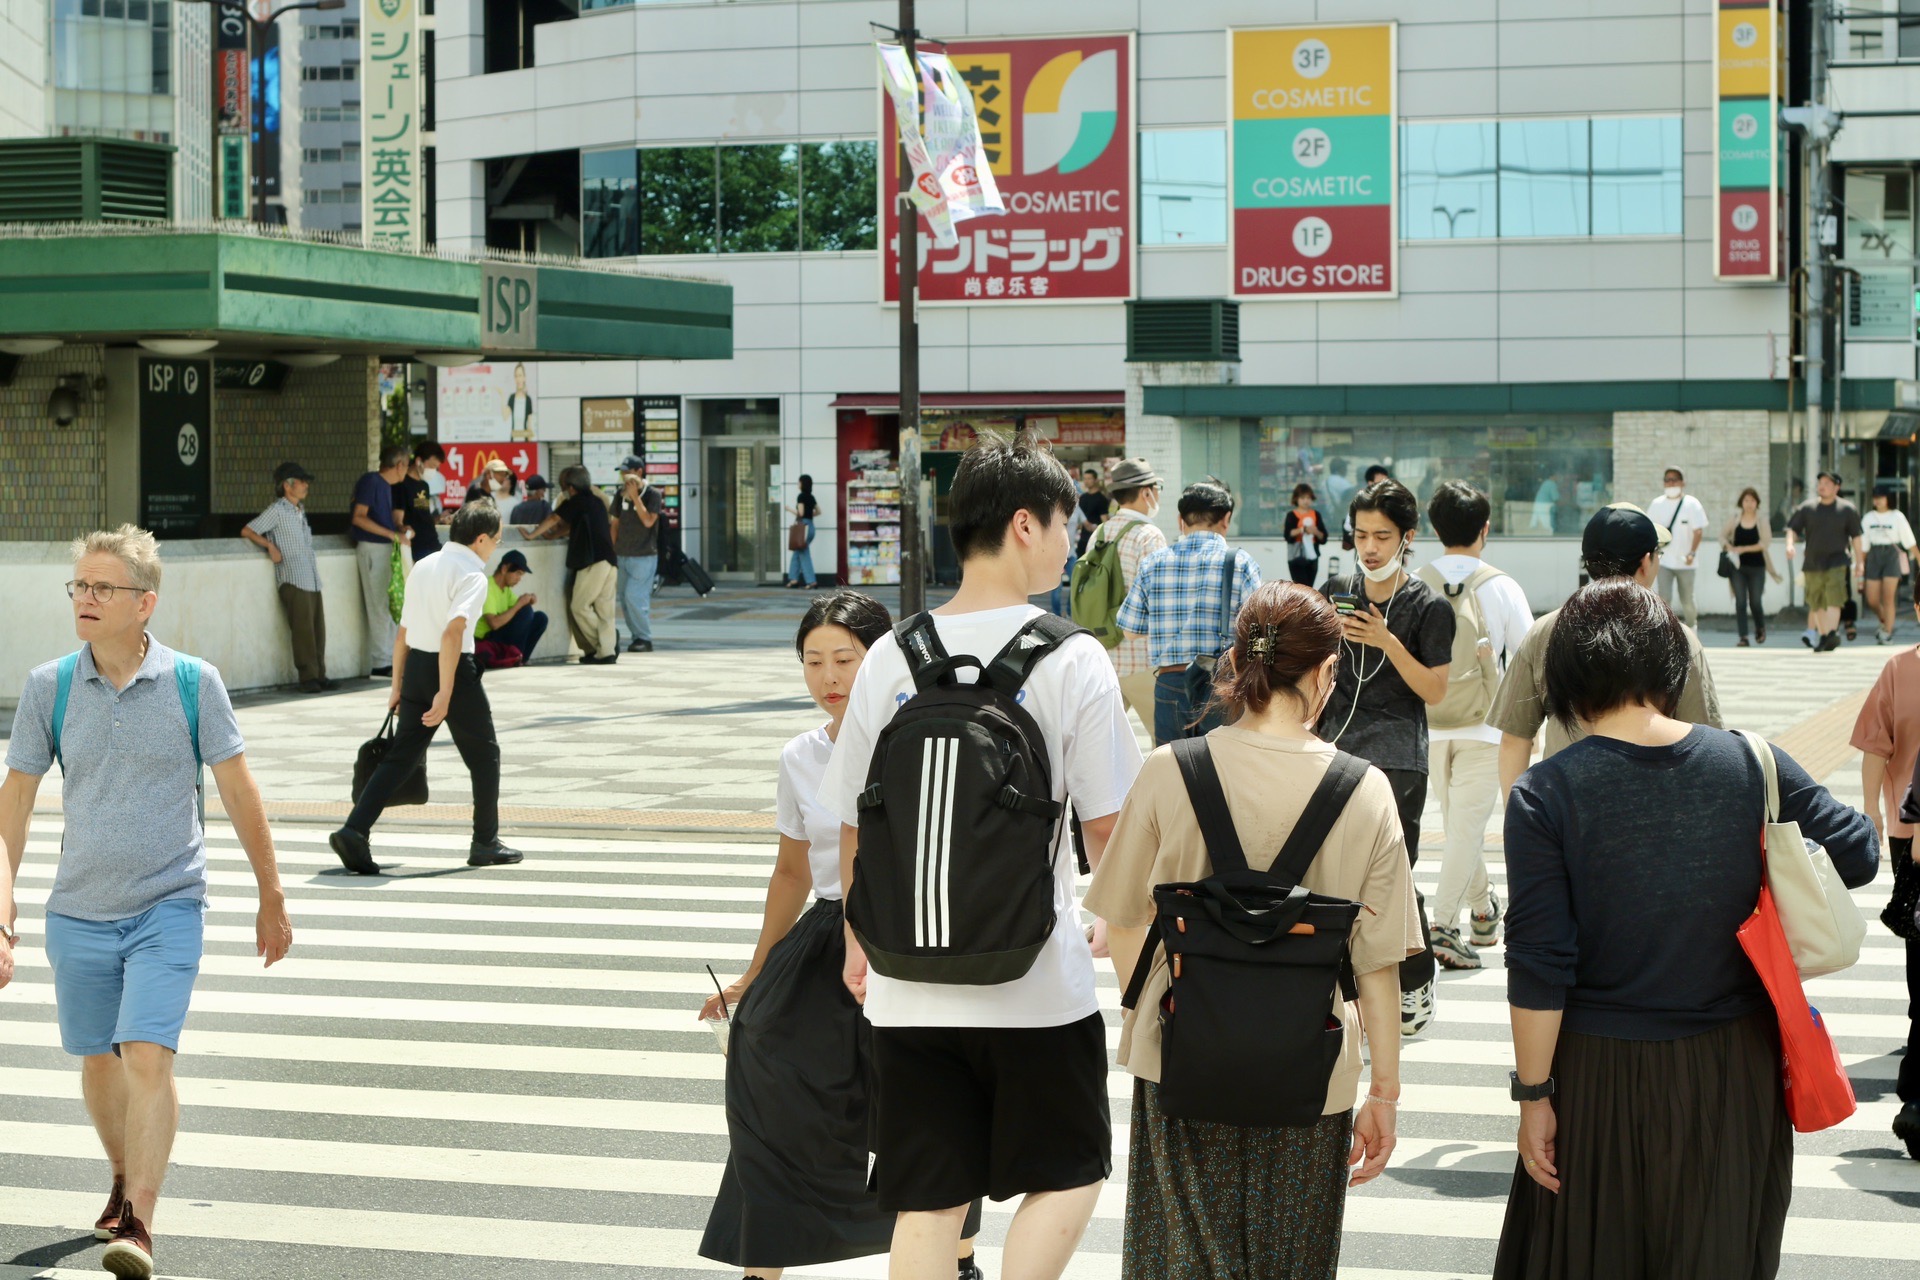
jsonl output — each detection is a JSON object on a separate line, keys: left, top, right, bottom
{"left": 2, "top": 818, "right": 1918, "bottom": 1280}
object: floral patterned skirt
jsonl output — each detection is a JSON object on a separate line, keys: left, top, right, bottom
{"left": 1123, "top": 1077, "right": 1354, "bottom": 1280}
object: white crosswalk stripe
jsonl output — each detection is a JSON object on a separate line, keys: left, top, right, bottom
{"left": 2, "top": 819, "right": 1916, "bottom": 1280}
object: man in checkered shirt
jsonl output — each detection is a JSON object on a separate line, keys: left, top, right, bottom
{"left": 1116, "top": 479, "right": 1261, "bottom": 745}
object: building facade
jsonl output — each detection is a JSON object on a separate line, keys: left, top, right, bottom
{"left": 295, "top": 0, "right": 361, "bottom": 233}
{"left": 1, "top": 0, "right": 47, "bottom": 139}
{"left": 433, "top": 0, "right": 1919, "bottom": 608}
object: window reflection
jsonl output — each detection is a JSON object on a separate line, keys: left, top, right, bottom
{"left": 801, "top": 141, "right": 878, "bottom": 251}
{"left": 719, "top": 144, "right": 800, "bottom": 253}
{"left": 581, "top": 147, "right": 638, "bottom": 259}
{"left": 1401, "top": 121, "right": 1496, "bottom": 239}
{"left": 640, "top": 146, "right": 717, "bottom": 255}
{"left": 1499, "top": 119, "right": 1591, "bottom": 238}
{"left": 1591, "top": 117, "right": 1682, "bottom": 236}
{"left": 1141, "top": 129, "right": 1227, "bottom": 245}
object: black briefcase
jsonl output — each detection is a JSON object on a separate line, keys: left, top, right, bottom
{"left": 352, "top": 710, "right": 429, "bottom": 807}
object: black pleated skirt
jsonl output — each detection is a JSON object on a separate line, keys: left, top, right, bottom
{"left": 1493, "top": 1009, "right": 1794, "bottom": 1280}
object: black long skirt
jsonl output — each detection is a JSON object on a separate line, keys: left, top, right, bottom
{"left": 1493, "top": 1009, "right": 1793, "bottom": 1280}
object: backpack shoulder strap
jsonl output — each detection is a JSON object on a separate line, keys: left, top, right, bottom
{"left": 1462, "top": 564, "right": 1506, "bottom": 594}
{"left": 1271, "top": 751, "right": 1369, "bottom": 885}
{"left": 50, "top": 651, "right": 82, "bottom": 768}
{"left": 894, "top": 613, "right": 959, "bottom": 694}
{"left": 173, "top": 654, "right": 204, "bottom": 766}
{"left": 983, "top": 613, "right": 1087, "bottom": 696}
{"left": 1170, "top": 736, "right": 1249, "bottom": 875}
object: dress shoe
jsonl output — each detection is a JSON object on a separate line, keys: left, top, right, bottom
{"left": 1895, "top": 1100, "right": 1920, "bottom": 1161}
{"left": 468, "top": 841, "right": 524, "bottom": 867}
{"left": 298, "top": 679, "right": 326, "bottom": 694}
{"left": 328, "top": 827, "right": 380, "bottom": 875}
{"left": 370, "top": 666, "right": 393, "bottom": 678}
{"left": 581, "top": 653, "right": 618, "bottom": 665}
{"left": 319, "top": 677, "right": 341, "bottom": 691}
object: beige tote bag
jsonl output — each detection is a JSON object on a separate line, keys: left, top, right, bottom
{"left": 1738, "top": 730, "right": 1865, "bottom": 979}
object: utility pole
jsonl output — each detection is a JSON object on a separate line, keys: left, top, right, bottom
{"left": 896, "top": 0, "right": 925, "bottom": 615}
{"left": 1803, "top": 4, "right": 1830, "bottom": 491}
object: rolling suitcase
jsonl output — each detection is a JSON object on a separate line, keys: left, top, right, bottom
{"left": 679, "top": 552, "right": 715, "bottom": 597}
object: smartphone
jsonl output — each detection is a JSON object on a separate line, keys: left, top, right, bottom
{"left": 1330, "top": 592, "right": 1362, "bottom": 616}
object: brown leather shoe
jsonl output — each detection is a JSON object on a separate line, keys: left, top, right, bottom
{"left": 100, "top": 1205, "right": 154, "bottom": 1278}
{"left": 92, "top": 1176, "right": 125, "bottom": 1241}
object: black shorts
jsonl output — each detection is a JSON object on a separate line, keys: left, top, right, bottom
{"left": 869, "top": 1011, "right": 1112, "bottom": 1212}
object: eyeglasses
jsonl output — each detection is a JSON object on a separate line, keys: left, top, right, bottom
{"left": 66, "top": 580, "right": 144, "bottom": 604}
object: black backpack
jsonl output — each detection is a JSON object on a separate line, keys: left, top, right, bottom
{"left": 1123, "top": 737, "right": 1368, "bottom": 1127}
{"left": 847, "top": 612, "right": 1085, "bottom": 985}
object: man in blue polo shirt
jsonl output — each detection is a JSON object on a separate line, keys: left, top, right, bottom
{"left": 0, "top": 525, "right": 293, "bottom": 1280}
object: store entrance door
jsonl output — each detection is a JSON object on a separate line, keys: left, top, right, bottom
{"left": 703, "top": 439, "right": 782, "bottom": 582}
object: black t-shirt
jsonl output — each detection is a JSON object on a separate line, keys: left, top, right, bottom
{"left": 611, "top": 487, "right": 665, "bottom": 557}
{"left": 796, "top": 491, "right": 820, "bottom": 519}
{"left": 392, "top": 476, "right": 440, "bottom": 556}
{"left": 557, "top": 491, "right": 616, "bottom": 571}
{"left": 1076, "top": 491, "right": 1112, "bottom": 554}
{"left": 1317, "top": 572, "right": 1456, "bottom": 773}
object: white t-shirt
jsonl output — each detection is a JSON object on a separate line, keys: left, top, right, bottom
{"left": 821, "top": 604, "right": 1144, "bottom": 1030}
{"left": 397, "top": 543, "right": 489, "bottom": 655}
{"left": 1423, "top": 554, "right": 1536, "bottom": 746}
{"left": 777, "top": 723, "right": 845, "bottom": 900}
{"left": 1645, "top": 493, "right": 1709, "bottom": 570}
{"left": 1862, "top": 509, "right": 1916, "bottom": 549}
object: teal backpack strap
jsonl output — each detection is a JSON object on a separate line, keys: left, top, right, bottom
{"left": 173, "top": 654, "right": 203, "bottom": 766}
{"left": 50, "top": 651, "right": 82, "bottom": 769}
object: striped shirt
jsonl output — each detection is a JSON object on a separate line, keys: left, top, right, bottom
{"left": 1116, "top": 531, "right": 1262, "bottom": 669}
{"left": 1098, "top": 508, "right": 1167, "bottom": 678}
{"left": 244, "top": 497, "right": 321, "bottom": 593}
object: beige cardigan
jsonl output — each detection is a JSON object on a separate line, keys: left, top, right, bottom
{"left": 1720, "top": 512, "right": 1778, "bottom": 575}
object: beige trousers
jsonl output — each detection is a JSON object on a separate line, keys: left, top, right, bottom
{"left": 1428, "top": 738, "right": 1499, "bottom": 932}
{"left": 568, "top": 560, "right": 618, "bottom": 659}
{"left": 1118, "top": 670, "right": 1157, "bottom": 740}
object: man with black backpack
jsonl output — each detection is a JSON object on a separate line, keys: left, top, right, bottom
{"left": 822, "top": 431, "right": 1143, "bottom": 1280}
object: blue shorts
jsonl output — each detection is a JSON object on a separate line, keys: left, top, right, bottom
{"left": 43, "top": 898, "right": 205, "bottom": 1057}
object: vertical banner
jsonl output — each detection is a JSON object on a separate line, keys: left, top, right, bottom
{"left": 215, "top": 1, "right": 249, "bottom": 217}
{"left": 139, "top": 359, "right": 212, "bottom": 536}
{"left": 640, "top": 396, "right": 683, "bottom": 526}
{"left": 252, "top": 22, "right": 282, "bottom": 204}
{"left": 881, "top": 32, "right": 1135, "bottom": 304}
{"left": 1714, "top": 0, "right": 1778, "bottom": 280}
{"left": 219, "top": 136, "right": 248, "bottom": 219}
{"left": 364, "top": 0, "right": 421, "bottom": 250}
{"left": 1229, "top": 24, "right": 1397, "bottom": 299}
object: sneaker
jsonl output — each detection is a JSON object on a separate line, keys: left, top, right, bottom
{"left": 958, "top": 1256, "right": 988, "bottom": 1280}
{"left": 100, "top": 1205, "right": 154, "bottom": 1278}
{"left": 467, "top": 840, "right": 524, "bottom": 867}
{"left": 1429, "top": 925, "right": 1482, "bottom": 970}
{"left": 92, "top": 1175, "right": 125, "bottom": 1241}
{"left": 328, "top": 827, "right": 380, "bottom": 876}
{"left": 1736, "top": 637, "right": 1750, "bottom": 647}
{"left": 1879, "top": 628, "right": 1894, "bottom": 645}
{"left": 1401, "top": 981, "right": 1435, "bottom": 1038}
{"left": 1895, "top": 1101, "right": 1920, "bottom": 1162}
{"left": 627, "top": 639, "right": 654, "bottom": 653}
{"left": 1471, "top": 889, "right": 1504, "bottom": 949}
{"left": 1818, "top": 632, "right": 1843, "bottom": 652}
{"left": 1801, "top": 628, "right": 1818, "bottom": 648}
{"left": 370, "top": 666, "right": 393, "bottom": 678}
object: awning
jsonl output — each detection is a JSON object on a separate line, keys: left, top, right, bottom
{"left": 1879, "top": 410, "right": 1920, "bottom": 443}
{"left": 831, "top": 391, "right": 1124, "bottom": 412}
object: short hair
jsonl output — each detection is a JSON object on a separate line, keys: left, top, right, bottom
{"left": 1873, "top": 485, "right": 1897, "bottom": 508}
{"left": 1663, "top": 466, "right": 1685, "bottom": 482}
{"left": 559, "top": 464, "right": 592, "bottom": 494}
{"left": 1428, "top": 481, "right": 1491, "bottom": 548}
{"left": 1542, "top": 580, "right": 1689, "bottom": 731}
{"left": 379, "top": 444, "right": 410, "bottom": 470}
{"left": 1350, "top": 479, "right": 1419, "bottom": 534}
{"left": 1583, "top": 548, "right": 1647, "bottom": 581}
{"left": 795, "top": 590, "right": 892, "bottom": 656}
{"left": 413, "top": 442, "right": 446, "bottom": 463}
{"left": 1364, "top": 465, "right": 1391, "bottom": 483}
{"left": 1291, "top": 482, "right": 1316, "bottom": 503}
{"left": 1213, "top": 582, "right": 1342, "bottom": 721}
{"left": 948, "top": 430, "right": 1077, "bottom": 561}
{"left": 450, "top": 499, "right": 501, "bottom": 545}
{"left": 1737, "top": 486, "right": 1762, "bottom": 509}
{"left": 1111, "top": 483, "right": 1150, "bottom": 505}
{"left": 1178, "top": 480, "right": 1235, "bottom": 525}
{"left": 72, "top": 525, "right": 163, "bottom": 592}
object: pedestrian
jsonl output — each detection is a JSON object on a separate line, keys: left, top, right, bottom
{"left": 1316, "top": 478, "right": 1454, "bottom": 1036}
{"left": 1494, "top": 578, "right": 1878, "bottom": 1280}
{"left": 1719, "top": 486, "right": 1783, "bottom": 646}
{"left": 241, "top": 461, "right": 335, "bottom": 694}
{"left": 395, "top": 443, "right": 445, "bottom": 558}
{"left": 1284, "top": 483, "right": 1328, "bottom": 585}
{"left": 1087, "top": 581, "right": 1421, "bottom": 1280}
{"left": 1089, "top": 458, "right": 1169, "bottom": 733}
{"left": 350, "top": 445, "right": 414, "bottom": 678}
{"left": 1645, "top": 466, "right": 1707, "bottom": 628}
{"left": 1074, "top": 464, "right": 1111, "bottom": 557}
{"left": 786, "top": 473, "right": 820, "bottom": 589}
{"left": 611, "top": 456, "right": 665, "bottom": 652}
{"left": 465, "top": 458, "right": 517, "bottom": 507}
{"left": 1861, "top": 486, "right": 1917, "bottom": 644}
{"left": 0, "top": 525, "right": 293, "bottom": 1280}
{"left": 698, "top": 590, "right": 984, "bottom": 1278}
{"left": 473, "top": 549, "right": 547, "bottom": 667}
{"left": 1785, "top": 471, "right": 1865, "bottom": 652}
{"left": 820, "top": 430, "right": 1143, "bottom": 1280}
{"left": 1418, "top": 482, "right": 1533, "bottom": 972}
{"left": 1489, "top": 503, "right": 1725, "bottom": 795}
{"left": 509, "top": 474, "right": 552, "bottom": 526}
{"left": 1341, "top": 464, "right": 1392, "bottom": 550}
{"left": 331, "top": 501, "right": 523, "bottom": 874}
{"left": 524, "top": 466, "right": 619, "bottom": 664}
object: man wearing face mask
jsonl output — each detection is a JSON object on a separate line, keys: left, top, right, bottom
{"left": 1088, "top": 459, "right": 1168, "bottom": 734}
{"left": 1318, "top": 479, "right": 1455, "bottom": 1037}
{"left": 1645, "top": 467, "right": 1707, "bottom": 629}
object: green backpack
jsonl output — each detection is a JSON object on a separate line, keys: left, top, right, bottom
{"left": 1069, "top": 523, "right": 1131, "bottom": 650}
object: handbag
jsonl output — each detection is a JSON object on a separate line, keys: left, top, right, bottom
{"left": 352, "top": 710, "right": 429, "bottom": 807}
{"left": 1717, "top": 550, "right": 1739, "bottom": 579}
{"left": 787, "top": 520, "right": 809, "bottom": 552}
{"left": 386, "top": 541, "right": 407, "bottom": 623}
{"left": 1737, "top": 730, "right": 1865, "bottom": 977}
{"left": 1737, "top": 880, "right": 1858, "bottom": 1133}
{"left": 1179, "top": 551, "right": 1242, "bottom": 737}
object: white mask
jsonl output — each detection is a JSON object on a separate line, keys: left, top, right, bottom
{"left": 1664, "top": 485, "right": 1682, "bottom": 499}
{"left": 1361, "top": 537, "right": 1409, "bottom": 583}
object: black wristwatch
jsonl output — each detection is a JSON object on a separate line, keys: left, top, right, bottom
{"left": 1509, "top": 1071, "right": 1555, "bottom": 1103}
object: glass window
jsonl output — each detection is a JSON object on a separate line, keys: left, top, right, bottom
{"left": 640, "top": 146, "right": 717, "bottom": 255}
{"left": 1401, "top": 121, "right": 1496, "bottom": 239}
{"left": 1591, "top": 117, "right": 1682, "bottom": 235}
{"left": 1499, "top": 119, "right": 1591, "bottom": 238}
{"left": 800, "top": 140, "right": 877, "bottom": 251}
{"left": 1842, "top": 168, "right": 1916, "bottom": 339}
{"left": 1140, "top": 128, "right": 1227, "bottom": 245}
{"left": 719, "top": 144, "right": 800, "bottom": 253}
{"left": 581, "top": 147, "right": 639, "bottom": 259}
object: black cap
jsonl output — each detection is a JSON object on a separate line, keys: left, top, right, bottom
{"left": 619, "top": 454, "right": 646, "bottom": 472}
{"left": 1582, "top": 502, "right": 1671, "bottom": 566}
{"left": 498, "top": 549, "right": 531, "bottom": 573}
{"left": 273, "top": 461, "right": 314, "bottom": 485}
{"left": 524, "top": 473, "right": 548, "bottom": 491}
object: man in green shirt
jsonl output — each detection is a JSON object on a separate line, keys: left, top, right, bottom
{"left": 475, "top": 550, "right": 547, "bottom": 665}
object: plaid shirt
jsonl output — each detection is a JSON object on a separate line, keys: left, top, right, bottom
{"left": 245, "top": 497, "right": 321, "bottom": 592}
{"left": 1098, "top": 509, "right": 1167, "bottom": 677}
{"left": 1117, "top": 531, "right": 1262, "bottom": 669}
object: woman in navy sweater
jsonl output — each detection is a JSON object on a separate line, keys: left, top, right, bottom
{"left": 1494, "top": 579, "right": 1878, "bottom": 1280}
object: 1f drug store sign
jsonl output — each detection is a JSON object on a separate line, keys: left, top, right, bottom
{"left": 1714, "top": 0, "right": 1779, "bottom": 280}
{"left": 362, "top": 0, "right": 420, "bottom": 250}
{"left": 1230, "top": 24, "right": 1397, "bottom": 300}
{"left": 882, "top": 33, "right": 1135, "bottom": 304}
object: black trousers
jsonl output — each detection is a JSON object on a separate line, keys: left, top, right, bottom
{"left": 347, "top": 649, "right": 500, "bottom": 844}
{"left": 1895, "top": 838, "right": 1920, "bottom": 1107}
{"left": 1287, "top": 558, "right": 1319, "bottom": 585}
{"left": 1381, "top": 767, "right": 1438, "bottom": 992}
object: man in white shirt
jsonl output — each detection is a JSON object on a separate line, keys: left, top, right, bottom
{"left": 331, "top": 501, "right": 524, "bottom": 874}
{"left": 1646, "top": 466, "right": 1708, "bottom": 628}
{"left": 821, "top": 432, "right": 1142, "bottom": 1280}
{"left": 1417, "top": 483, "right": 1534, "bottom": 971}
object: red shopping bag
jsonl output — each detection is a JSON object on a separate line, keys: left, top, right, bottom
{"left": 1737, "top": 880, "right": 1857, "bottom": 1133}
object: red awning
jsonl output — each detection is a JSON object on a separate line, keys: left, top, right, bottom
{"left": 830, "top": 391, "right": 1124, "bottom": 412}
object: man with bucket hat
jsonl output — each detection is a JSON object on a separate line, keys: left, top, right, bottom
{"left": 1071, "top": 458, "right": 1167, "bottom": 734}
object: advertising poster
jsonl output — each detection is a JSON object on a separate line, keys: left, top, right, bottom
{"left": 438, "top": 361, "right": 538, "bottom": 444}
{"left": 1229, "top": 23, "right": 1397, "bottom": 300}
{"left": 1713, "top": 0, "right": 1779, "bottom": 280}
{"left": 641, "top": 396, "right": 683, "bottom": 526}
{"left": 881, "top": 32, "right": 1135, "bottom": 304}
{"left": 581, "top": 396, "right": 636, "bottom": 489}
{"left": 252, "top": 23, "right": 281, "bottom": 203}
{"left": 440, "top": 442, "right": 541, "bottom": 511}
{"left": 363, "top": 0, "right": 421, "bottom": 250}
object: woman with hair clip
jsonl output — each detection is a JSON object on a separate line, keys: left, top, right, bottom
{"left": 1087, "top": 581, "right": 1423, "bottom": 1279}
{"left": 698, "top": 591, "right": 982, "bottom": 1279}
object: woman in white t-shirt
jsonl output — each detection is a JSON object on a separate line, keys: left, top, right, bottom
{"left": 1862, "top": 487, "right": 1919, "bottom": 644}
{"left": 698, "top": 592, "right": 981, "bottom": 1277}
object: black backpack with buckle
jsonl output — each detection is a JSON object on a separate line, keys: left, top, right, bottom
{"left": 1123, "top": 736, "right": 1369, "bottom": 1127}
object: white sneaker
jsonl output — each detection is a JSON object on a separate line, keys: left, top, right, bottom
{"left": 1430, "top": 924, "right": 1482, "bottom": 970}
{"left": 1401, "top": 981, "right": 1436, "bottom": 1037}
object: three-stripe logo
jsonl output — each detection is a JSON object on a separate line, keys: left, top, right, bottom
{"left": 915, "top": 736, "right": 959, "bottom": 948}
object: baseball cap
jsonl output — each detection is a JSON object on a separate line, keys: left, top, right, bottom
{"left": 498, "top": 549, "right": 531, "bottom": 573}
{"left": 273, "top": 460, "right": 314, "bottom": 485}
{"left": 1583, "top": 501, "right": 1671, "bottom": 566}
{"left": 524, "top": 473, "right": 548, "bottom": 491}
{"left": 1107, "top": 458, "right": 1161, "bottom": 490}
{"left": 619, "top": 454, "right": 646, "bottom": 472}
